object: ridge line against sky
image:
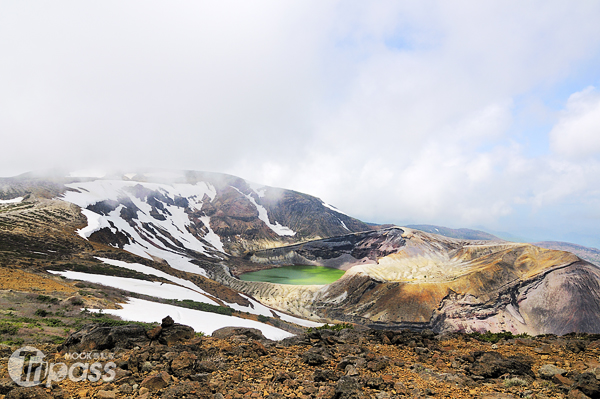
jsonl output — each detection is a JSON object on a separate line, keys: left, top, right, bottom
{"left": 1, "top": 1, "right": 600, "bottom": 248}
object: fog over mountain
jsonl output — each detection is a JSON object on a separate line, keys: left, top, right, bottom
{"left": 2, "top": 2, "right": 600, "bottom": 248}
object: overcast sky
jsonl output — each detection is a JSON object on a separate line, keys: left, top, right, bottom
{"left": 2, "top": 1, "right": 600, "bottom": 248}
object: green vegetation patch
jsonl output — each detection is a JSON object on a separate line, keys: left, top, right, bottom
{"left": 308, "top": 323, "right": 354, "bottom": 333}
{"left": 164, "top": 299, "right": 233, "bottom": 316}
{"left": 0, "top": 321, "right": 20, "bottom": 335}
{"left": 85, "top": 312, "right": 158, "bottom": 329}
{"left": 46, "top": 262, "right": 156, "bottom": 281}
{"left": 36, "top": 294, "right": 60, "bottom": 304}
{"left": 34, "top": 309, "right": 51, "bottom": 317}
{"left": 468, "top": 330, "right": 530, "bottom": 343}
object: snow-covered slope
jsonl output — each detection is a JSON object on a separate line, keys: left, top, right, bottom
{"left": 51, "top": 257, "right": 320, "bottom": 338}
{"left": 0, "top": 197, "right": 23, "bottom": 204}
{"left": 62, "top": 179, "right": 224, "bottom": 276}
{"left": 94, "top": 298, "right": 294, "bottom": 340}
{"left": 59, "top": 171, "right": 370, "bottom": 275}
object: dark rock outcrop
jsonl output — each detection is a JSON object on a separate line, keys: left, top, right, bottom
{"left": 467, "top": 351, "right": 534, "bottom": 378}
{"left": 211, "top": 327, "right": 266, "bottom": 341}
{"left": 59, "top": 323, "right": 150, "bottom": 352}
{"left": 59, "top": 318, "right": 195, "bottom": 352}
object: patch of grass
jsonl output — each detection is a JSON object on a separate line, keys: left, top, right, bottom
{"left": 165, "top": 299, "right": 234, "bottom": 316}
{"left": 8, "top": 316, "right": 39, "bottom": 324}
{"left": 47, "top": 335, "right": 65, "bottom": 345}
{"left": 504, "top": 377, "right": 528, "bottom": 387}
{"left": 36, "top": 294, "right": 60, "bottom": 304}
{"left": 34, "top": 309, "right": 51, "bottom": 317}
{"left": 308, "top": 323, "right": 354, "bottom": 332}
{"left": 0, "top": 321, "right": 19, "bottom": 335}
{"left": 469, "top": 331, "right": 530, "bottom": 343}
{"left": 43, "top": 318, "right": 64, "bottom": 327}
{"left": 257, "top": 315, "right": 270, "bottom": 323}
{"left": 1, "top": 337, "right": 24, "bottom": 346}
{"left": 67, "top": 312, "right": 158, "bottom": 330}
{"left": 70, "top": 298, "right": 84, "bottom": 306}
{"left": 47, "top": 262, "right": 155, "bottom": 281}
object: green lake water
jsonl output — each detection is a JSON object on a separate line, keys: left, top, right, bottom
{"left": 239, "top": 265, "right": 345, "bottom": 285}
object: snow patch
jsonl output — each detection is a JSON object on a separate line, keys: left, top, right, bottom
{"left": 232, "top": 187, "right": 295, "bottom": 236}
{"left": 339, "top": 219, "right": 350, "bottom": 231}
{"left": 0, "top": 197, "right": 24, "bottom": 204}
{"left": 77, "top": 209, "right": 112, "bottom": 239}
{"left": 60, "top": 179, "right": 228, "bottom": 276}
{"left": 49, "top": 270, "right": 218, "bottom": 305}
{"left": 221, "top": 294, "right": 323, "bottom": 328}
{"left": 93, "top": 297, "right": 294, "bottom": 340}
{"left": 327, "top": 291, "right": 348, "bottom": 304}
{"left": 96, "top": 257, "right": 209, "bottom": 294}
{"left": 322, "top": 202, "right": 349, "bottom": 216}
{"left": 248, "top": 182, "right": 267, "bottom": 198}
{"left": 272, "top": 310, "right": 324, "bottom": 328}
{"left": 199, "top": 216, "right": 224, "bottom": 252}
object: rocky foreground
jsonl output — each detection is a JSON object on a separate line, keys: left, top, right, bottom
{"left": 2, "top": 319, "right": 600, "bottom": 399}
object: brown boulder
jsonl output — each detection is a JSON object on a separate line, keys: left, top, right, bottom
{"left": 59, "top": 323, "right": 150, "bottom": 352}
{"left": 468, "top": 351, "right": 533, "bottom": 378}
{"left": 211, "top": 326, "right": 266, "bottom": 340}
{"left": 162, "top": 315, "right": 175, "bottom": 328}
{"left": 146, "top": 325, "right": 162, "bottom": 340}
{"left": 170, "top": 351, "right": 198, "bottom": 377}
{"left": 161, "top": 381, "right": 213, "bottom": 399}
{"left": 6, "top": 387, "right": 51, "bottom": 399}
{"left": 141, "top": 371, "right": 171, "bottom": 390}
{"left": 158, "top": 323, "right": 195, "bottom": 346}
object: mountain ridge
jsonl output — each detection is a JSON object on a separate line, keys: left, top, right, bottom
{"left": 1, "top": 169, "right": 600, "bottom": 339}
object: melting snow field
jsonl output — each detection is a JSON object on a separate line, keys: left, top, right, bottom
{"left": 96, "top": 258, "right": 318, "bottom": 324}
{"left": 61, "top": 179, "right": 227, "bottom": 276}
{"left": 93, "top": 297, "right": 295, "bottom": 340}
{"left": 58, "top": 178, "right": 318, "bottom": 334}
{"left": 96, "top": 257, "right": 208, "bottom": 293}
{"left": 322, "top": 201, "right": 349, "bottom": 217}
{"left": 231, "top": 187, "right": 296, "bottom": 236}
{"left": 48, "top": 270, "right": 220, "bottom": 305}
{"left": 0, "top": 197, "right": 24, "bottom": 204}
{"left": 52, "top": 257, "right": 321, "bottom": 332}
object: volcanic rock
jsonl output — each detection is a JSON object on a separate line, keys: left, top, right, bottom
{"left": 140, "top": 371, "right": 171, "bottom": 390}
{"left": 161, "top": 315, "right": 174, "bottom": 328}
{"left": 6, "top": 387, "right": 51, "bottom": 399}
{"left": 211, "top": 326, "right": 266, "bottom": 341}
{"left": 158, "top": 323, "right": 195, "bottom": 346}
{"left": 59, "top": 323, "right": 150, "bottom": 352}
{"left": 467, "top": 351, "right": 534, "bottom": 378}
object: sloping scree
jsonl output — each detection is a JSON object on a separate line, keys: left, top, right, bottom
{"left": 467, "top": 351, "right": 534, "bottom": 378}
{"left": 572, "top": 373, "right": 600, "bottom": 399}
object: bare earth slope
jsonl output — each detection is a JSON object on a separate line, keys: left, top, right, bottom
{"left": 534, "top": 240, "right": 600, "bottom": 267}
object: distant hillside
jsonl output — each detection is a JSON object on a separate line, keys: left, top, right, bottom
{"left": 406, "top": 224, "right": 501, "bottom": 241}
{"left": 534, "top": 241, "right": 600, "bottom": 267}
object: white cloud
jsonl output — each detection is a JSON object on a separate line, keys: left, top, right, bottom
{"left": 2, "top": 1, "right": 600, "bottom": 246}
{"left": 550, "top": 87, "right": 600, "bottom": 158}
